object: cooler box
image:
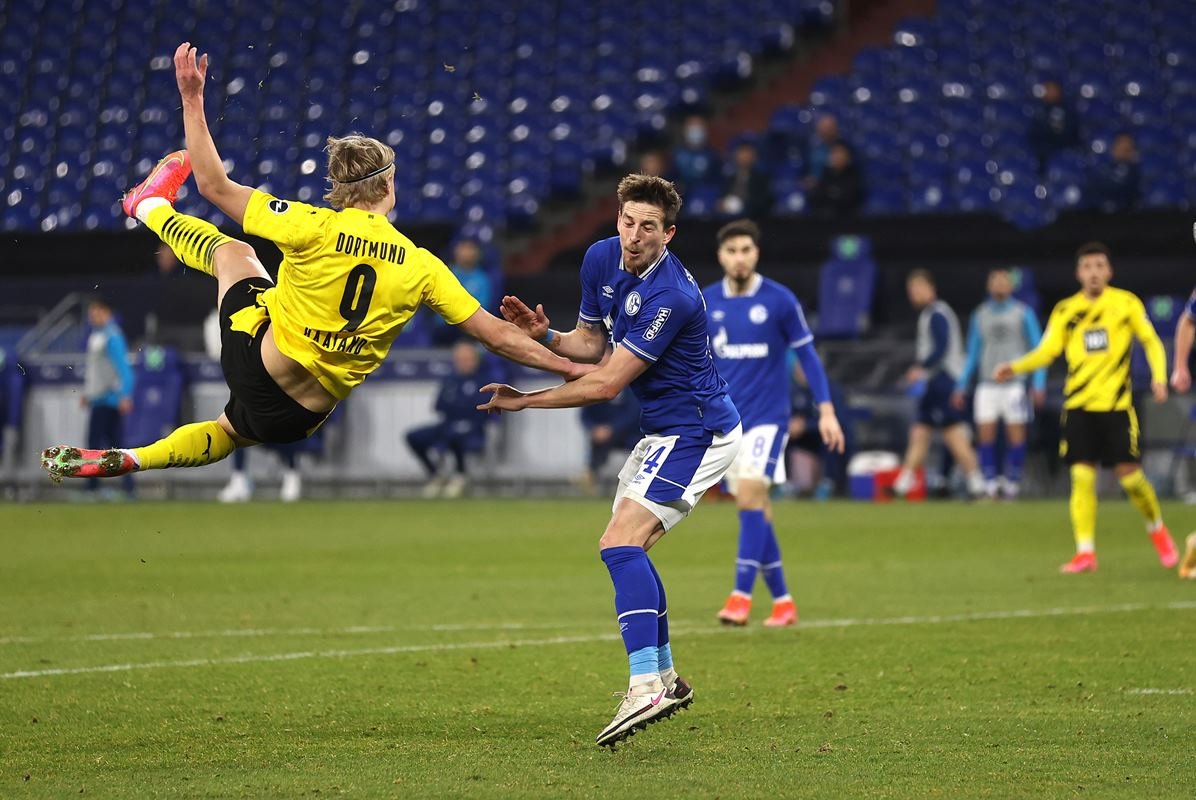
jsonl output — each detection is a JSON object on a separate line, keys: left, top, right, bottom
{"left": 872, "top": 467, "right": 927, "bottom": 502}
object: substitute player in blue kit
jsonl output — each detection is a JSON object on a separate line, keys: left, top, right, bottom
{"left": 480, "top": 174, "right": 742, "bottom": 747}
{"left": 703, "top": 220, "right": 845, "bottom": 627}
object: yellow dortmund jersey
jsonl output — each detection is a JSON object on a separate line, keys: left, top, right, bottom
{"left": 241, "top": 190, "right": 481, "bottom": 400}
{"left": 1010, "top": 286, "right": 1166, "bottom": 411}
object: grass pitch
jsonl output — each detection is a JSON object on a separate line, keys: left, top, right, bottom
{"left": 1, "top": 499, "right": 1192, "bottom": 798}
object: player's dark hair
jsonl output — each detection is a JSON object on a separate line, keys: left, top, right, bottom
{"left": 88, "top": 294, "right": 112, "bottom": 310}
{"left": 717, "top": 219, "right": 760, "bottom": 246}
{"left": 907, "top": 268, "right": 935, "bottom": 287}
{"left": 324, "top": 134, "right": 396, "bottom": 210}
{"left": 616, "top": 174, "right": 683, "bottom": 228}
{"left": 1075, "top": 241, "right": 1112, "bottom": 262}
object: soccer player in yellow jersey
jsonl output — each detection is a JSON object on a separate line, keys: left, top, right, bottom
{"left": 41, "top": 43, "right": 585, "bottom": 483}
{"left": 994, "top": 242, "right": 1178, "bottom": 573}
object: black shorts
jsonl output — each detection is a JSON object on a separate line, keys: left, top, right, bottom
{"left": 220, "top": 277, "right": 331, "bottom": 444}
{"left": 1060, "top": 408, "right": 1140, "bottom": 466}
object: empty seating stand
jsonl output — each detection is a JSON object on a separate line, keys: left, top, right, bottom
{"left": 0, "top": 0, "right": 834, "bottom": 233}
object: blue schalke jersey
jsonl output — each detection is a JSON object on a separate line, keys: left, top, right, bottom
{"left": 578, "top": 236, "right": 740, "bottom": 437}
{"left": 703, "top": 273, "right": 813, "bottom": 429}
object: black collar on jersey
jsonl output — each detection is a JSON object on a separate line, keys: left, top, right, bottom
{"left": 340, "top": 161, "right": 394, "bottom": 183}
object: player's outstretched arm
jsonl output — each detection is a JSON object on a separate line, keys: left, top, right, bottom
{"left": 477, "top": 347, "right": 647, "bottom": 412}
{"left": 1172, "top": 313, "right": 1194, "bottom": 392}
{"left": 174, "top": 42, "right": 253, "bottom": 224}
{"left": 499, "top": 295, "right": 608, "bottom": 364}
{"left": 457, "top": 308, "right": 593, "bottom": 381}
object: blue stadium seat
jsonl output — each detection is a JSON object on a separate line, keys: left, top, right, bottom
{"left": 816, "top": 235, "right": 876, "bottom": 339}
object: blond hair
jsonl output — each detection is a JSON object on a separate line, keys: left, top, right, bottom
{"left": 323, "top": 134, "right": 395, "bottom": 209}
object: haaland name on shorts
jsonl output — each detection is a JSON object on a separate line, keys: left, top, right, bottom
{"left": 711, "top": 327, "right": 769, "bottom": 359}
{"left": 301, "top": 326, "right": 369, "bottom": 355}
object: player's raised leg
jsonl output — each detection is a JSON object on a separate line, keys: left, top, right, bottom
{"left": 42, "top": 411, "right": 248, "bottom": 483}
{"left": 124, "top": 150, "right": 270, "bottom": 305}
{"left": 1115, "top": 463, "right": 1177, "bottom": 568}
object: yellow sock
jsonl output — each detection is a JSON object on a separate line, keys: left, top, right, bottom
{"left": 1069, "top": 464, "right": 1097, "bottom": 553}
{"left": 142, "top": 204, "right": 232, "bottom": 276}
{"left": 132, "top": 420, "right": 236, "bottom": 470}
{"left": 1119, "top": 469, "right": 1163, "bottom": 530}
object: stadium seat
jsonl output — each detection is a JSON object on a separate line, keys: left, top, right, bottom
{"left": 815, "top": 235, "right": 877, "bottom": 339}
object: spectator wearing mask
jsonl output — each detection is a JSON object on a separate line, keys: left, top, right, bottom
{"left": 807, "top": 142, "right": 865, "bottom": 218}
{"left": 720, "top": 141, "right": 773, "bottom": 219}
{"left": 673, "top": 115, "right": 719, "bottom": 190}
{"left": 82, "top": 297, "right": 135, "bottom": 497}
{"left": 1028, "top": 80, "right": 1080, "bottom": 172}
{"left": 1086, "top": 133, "right": 1141, "bottom": 213}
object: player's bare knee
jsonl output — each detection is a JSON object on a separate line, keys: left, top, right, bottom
{"left": 212, "top": 240, "right": 267, "bottom": 280}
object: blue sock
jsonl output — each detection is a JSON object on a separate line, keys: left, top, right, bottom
{"left": 645, "top": 558, "right": 671, "bottom": 673}
{"left": 760, "top": 521, "right": 790, "bottom": 599}
{"left": 232, "top": 447, "right": 247, "bottom": 471}
{"left": 978, "top": 442, "right": 998, "bottom": 482}
{"left": 734, "top": 509, "right": 769, "bottom": 595}
{"left": 1006, "top": 442, "right": 1026, "bottom": 484}
{"left": 600, "top": 546, "right": 660, "bottom": 682}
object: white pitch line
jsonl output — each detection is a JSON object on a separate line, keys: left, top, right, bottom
{"left": 8, "top": 600, "right": 1194, "bottom": 648}
{"left": 1125, "top": 688, "right": 1193, "bottom": 695}
{"left": 4, "top": 600, "right": 1195, "bottom": 681}
{"left": 0, "top": 621, "right": 606, "bottom": 646}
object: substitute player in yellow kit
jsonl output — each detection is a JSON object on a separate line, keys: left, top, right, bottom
{"left": 994, "top": 242, "right": 1178, "bottom": 573}
{"left": 41, "top": 43, "right": 584, "bottom": 482}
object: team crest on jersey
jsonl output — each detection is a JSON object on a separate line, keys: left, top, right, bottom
{"left": 711, "top": 309, "right": 726, "bottom": 321}
{"left": 268, "top": 199, "right": 290, "bottom": 214}
{"left": 625, "top": 291, "right": 642, "bottom": 316}
{"left": 749, "top": 304, "right": 769, "bottom": 324}
{"left": 643, "top": 307, "right": 671, "bottom": 340}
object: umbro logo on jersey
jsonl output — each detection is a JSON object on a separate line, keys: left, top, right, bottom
{"left": 602, "top": 285, "right": 615, "bottom": 298}
{"left": 711, "top": 309, "right": 726, "bottom": 321}
{"left": 267, "top": 199, "right": 290, "bottom": 214}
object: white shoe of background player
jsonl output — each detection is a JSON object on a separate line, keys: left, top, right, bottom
{"left": 217, "top": 471, "right": 251, "bottom": 503}
{"left": 280, "top": 469, "right": 302, "bottom": 503}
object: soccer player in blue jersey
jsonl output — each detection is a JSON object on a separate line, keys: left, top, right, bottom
{"left": 702, "top": 220, "right": 844, "bottom": 627}
{"left": 951, "top": 268, "right": 1046, "bottom": 500}
{"left": 479, "top": 174, "right": 743, "bottom": 747}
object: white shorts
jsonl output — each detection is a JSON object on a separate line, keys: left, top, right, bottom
{"left": 722, "top": 423, "right": 789, "bottom": 495}
{"left": 974, "top": 382, "right": 1031, "bottom": 426}
{"left": 613, "top": 424, "right": 743, "bottom": 531}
